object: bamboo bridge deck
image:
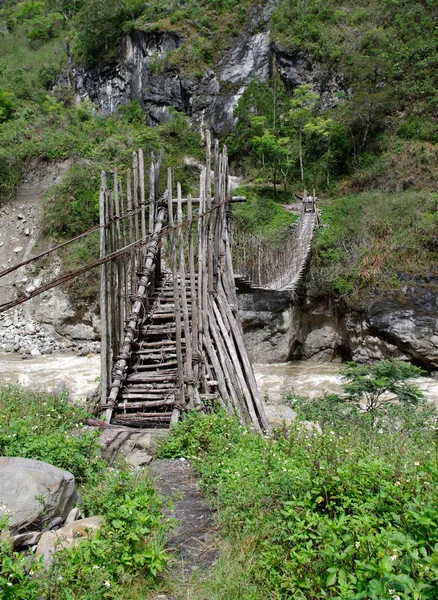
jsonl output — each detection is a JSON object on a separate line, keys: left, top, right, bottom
{"left": 0, "top": 133, "right": 319, "bottom": 432}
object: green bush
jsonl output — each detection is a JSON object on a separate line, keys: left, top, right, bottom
{"left": 162, "top": 383, "right": 438, "bottom": 599}
{"left": 0, "top": 384, "right": 170, "bottom": 598}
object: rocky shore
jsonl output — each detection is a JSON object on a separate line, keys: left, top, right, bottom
{"left": 0, "top": 308, "right": 100, "bottom": 357}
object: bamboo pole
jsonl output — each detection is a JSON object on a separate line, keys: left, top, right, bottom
{"left": 114, "top": 170, "right": 125, "bottom": 346}
{"left": 99, "top": 172, "right": 110, "bottom": 413}
{"left": 187, "top": 194, "right": 201, "bottom": 406}
{"left": 177, "top": 182, "right": 193, "bottom": 406}
{"left": 126, "top": 169, "right": 136, "bottom": 297}
{"left": 105, "top": 202, "right": 167, "bottom": 421}
{"left": 139, "top": 149, "right": 147, "bottom": 242}
{"left": 107, "top": 189, "right": 117, "bottom": 356}
{"left": 167, "top": 169, "right": 185, "bottom": 408}
{"left": 149, "top": 159, "right": 155, "bottom": 235}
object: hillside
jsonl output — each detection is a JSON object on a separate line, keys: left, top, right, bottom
{"left": 0, "top": 0, "right": 436, "bottom": 300}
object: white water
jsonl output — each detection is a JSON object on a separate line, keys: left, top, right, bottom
{"left": 253, "top": 361, "right": 438, "bottom": 405}
{"left": 0, "top": 353, "right": 100, "bottom": 400}
{"left": 0, "top": 353, "right": 437, "bottom": 406}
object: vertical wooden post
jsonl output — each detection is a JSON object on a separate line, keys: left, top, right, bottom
{"left": 99, "top": 171, "right": 111, "bottom": 417}
{"left": 149, "top": 159, "right": 155, "bottom": 235}
{"left": 107, "top": 189, "right": 117, "bottom": 356}
{"left": 187, "top": 194, "right": 201, "bottom": 406}
{"left": 139, "top": 149, "right": 147, "bottom": 242}
{"left": 197, "top": 168, "right": 206, "bottom": 392}
{"left": 168, "top": 169, "right": 185, "bottom": 407}
{"left": 126, "top": 169, "right": 136, "bottom": 297}
{"left": 114, "top": 170, "right": 124, "bottom": 346}
{"left": 132, "top": 152, "right": 140, "bottom": 243}
{"left": 177, "top": 182, "right": 193, "bottom": 405}
{"left": 205, "top": 130, "right": 214, "bottom": 292}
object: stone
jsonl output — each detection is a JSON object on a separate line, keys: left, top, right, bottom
{"left": 301, "top": 326, "right": 340, "bottom": 361}
{"left": 2, "top": 319, "right": 13, "bottom": 328}
{"left": 65, "top": 507, "right": 81, "bottom": 524}
{"left": 134, "top": 434, "right": 152, "bottom": 451}
{"left": 36, "top": 516, "right": 104, "bottom": 565}
{"left": 0, "top": 457, "right": 79, "bottom": 534}
{"left": 265, "top": 404, "right": 297, "bottom": 427}
{"left": 17, "top": 213, "right": 25, "bottom": 220}
{"left": 24, "top": 228, "right": 30, "bottom": 236}
{"left": 25, "top": 322, "right": 36, "bottom": 335}
{"left": 13, "top": 246, "right": 23, "bottom": 253}
{"left": 126, "top": 450, "right": 153, "bottom": 468}
{"left": 13, "top": 531, "right": 43, "bottom": 548}
{"left": 30, "top": 347, "right": 42, "bottom": 357}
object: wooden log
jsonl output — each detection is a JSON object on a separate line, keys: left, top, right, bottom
{"left": 132, "top": 152, "right": 140, "bottom": 244}
{"left": 177, "top": 182, "right": 193, "bottom": 405}
{"left": 114, "top": 170, "right": 125, "bottom": 345}
{"left": 105, "top": 201, "right": 167, "bottom": 422}
{"left": 205, "top": 130, "right": 214, "bottom": 293}
{"left": 99, "top": 171, "right": 110, "bottom": 414}
{"left": 139, "top": 149, "right": 147, "bottom": 242}
{"left": 187, "top": 194, "right": 201, "bottom": 408}
{"left": 201, "top": 330, "right": 231, "bottom": 413}
{"left": 149, "top": 159, "right": 155, "bottom": 235}
{"left": 108, "top": 189, "right": 117, "bottom": 356}
{"left": 207, "top": 298, "right": 245, "bottom": 420}
{"left": 167, "top": 169, "right": 185, "bottom": 407}
{"left": 117, "top": 399, "right": 175, "bottom": 409}
{"left": 126, "top": 168, "right": 136, "bottom": 296}
{"left": 211, "top": 295, "right": 257, "bottom": 426}
{"left": 218, "top": 280, "right": 269, "bottom": 430}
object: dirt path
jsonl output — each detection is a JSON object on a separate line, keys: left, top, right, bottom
{"left": 150, "top": 458, "right": 218, "bottom": 580}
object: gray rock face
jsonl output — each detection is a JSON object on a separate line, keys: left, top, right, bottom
{"left": 0, "top": 457, "right": 79, "bottom": 534}
{"left": 239, "top": 290, "right": 293, "bottom": 363}
{"left": 69, "top": 8, "right": 349, "bottom": 134}
{"left": 239, "top": 284, "right": 438, "bottom": 369}
{"left": 301, "top": 325, "right": 341, "bottom": 361}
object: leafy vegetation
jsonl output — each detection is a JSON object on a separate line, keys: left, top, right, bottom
{"left": 161, "top": 362, "right": 438, "bottom": 599}
{"left": 0, "top": 384, "right": 170, "bottom": 599}
{"left": 310, "top": 190, "right": 438, "bottom": 295}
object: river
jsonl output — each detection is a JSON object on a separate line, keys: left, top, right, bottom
{"left": 0, "top": 353, "right": 437, "bottom": 405}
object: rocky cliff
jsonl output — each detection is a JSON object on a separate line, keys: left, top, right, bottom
{"left": 70, "top": 5, "right": 347, "bottom": 134}
{"left": 239, "top": 284, "right": 438, "bottom": 372}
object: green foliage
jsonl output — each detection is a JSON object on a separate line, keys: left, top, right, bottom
{"left": 43, "top": 162, "right": 100, "bottom": 237}
{"left": 340, "top": 360, "right": 424, "bottom": 412}
{"left": 0, "top": 89, "right": 16, "bottom": 123}
{"left": 0, "top": 384, "right": 170, "bottom": 598}
{"left": 0, "top": 384, "right": 102, "bottom": 482}
{"left": 162, "top": 392, "right": 438, "bottom": 599}
{"left": 312, "top": 190, "right": 438, "bottom": 294}
{"left": 232, "top": 185, "right": 297, "bottom": 236}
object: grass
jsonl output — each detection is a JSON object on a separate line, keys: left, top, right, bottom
{"left": 310, "top": 189, "right": 438, "bottom": 296}
{"left": 0, "top": 384, "right": 170, "bottom": 599}
{"left": 160, "top": 368, "right": 438, "bottom": 599}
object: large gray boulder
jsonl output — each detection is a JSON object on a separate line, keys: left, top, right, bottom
{"left": 0, "top": 457, "right": 79, "bottom": 534}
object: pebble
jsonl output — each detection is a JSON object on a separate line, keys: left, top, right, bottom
{"left": 0, "top": 309, "right": 101, "bottom": 356}
{"left": 13, "top": 247, "right": 23, "bottom": 253}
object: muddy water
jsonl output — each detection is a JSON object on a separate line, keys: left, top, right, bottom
{"left": 0, "top": 353, "right": 437, "bottom": 406}
{"left": 0, "top": 353, "right": 100, "bottom": 400}
{"left": 253, "top": 361, "right": 438, "bottom": 405}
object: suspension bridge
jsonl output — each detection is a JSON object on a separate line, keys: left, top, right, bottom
{"left": 0, "top": 133, "right": 319, "bottom": 432}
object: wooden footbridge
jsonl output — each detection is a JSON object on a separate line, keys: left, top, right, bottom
{"left": 0, "top": 133, "right": 319, "bottom": 432}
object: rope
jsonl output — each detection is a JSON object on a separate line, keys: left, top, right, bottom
{"left": 0, "top": 197, "right": 229, "bottom": 314}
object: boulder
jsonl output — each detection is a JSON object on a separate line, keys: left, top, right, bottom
{"left": 265, "top": 404, "right": 297, "bottom": 427}
{"left": 0, "top": 457, "right": 79, "bottom": 534}
{"left": 301, "top": 326, "right": 340, "bottom": 361}
{"left": 36, "top": 516, "right": 104, "bottom": 565}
